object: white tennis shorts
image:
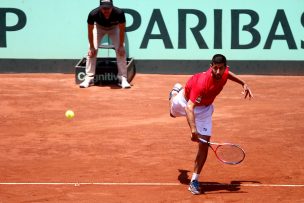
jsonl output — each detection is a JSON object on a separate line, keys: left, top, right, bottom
{"left": 170, "top": 90, "right": 214, "bottom": 136}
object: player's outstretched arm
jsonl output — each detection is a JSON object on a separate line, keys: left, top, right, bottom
{"left": 228, "top": 71, "right": 254, "bottom": 99}
{"left": 185, "top": 100, "right": 199, "bottom": 142}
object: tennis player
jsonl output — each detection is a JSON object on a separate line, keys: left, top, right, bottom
{"left": 80, "top": 0, "right": 130, "bottom": 88}
{"left": 169, "top": 54, "right": 253, "bottom": 195}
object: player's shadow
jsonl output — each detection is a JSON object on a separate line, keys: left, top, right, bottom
{"left": 178, "top": 169, "right": 260, "bottom": 194}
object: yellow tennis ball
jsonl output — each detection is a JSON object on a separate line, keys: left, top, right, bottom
{"left": 65, "top": 110, "right": 75, "bottom": 119}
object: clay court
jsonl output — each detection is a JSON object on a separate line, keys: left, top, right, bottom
{"left": 0, "top": 73, "right": 303, "bottom": 202}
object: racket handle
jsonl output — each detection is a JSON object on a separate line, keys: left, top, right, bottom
{"left": 198, "top": 138, "right": 208, "bottom": 143}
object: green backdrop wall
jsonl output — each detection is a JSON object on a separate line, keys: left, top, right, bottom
{"left": 0, "top": 0, "right": 303, "bottom": 74}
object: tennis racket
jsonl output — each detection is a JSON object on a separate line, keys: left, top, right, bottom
{"left": 199, "top": 138, "right": 245, "bottom": 165}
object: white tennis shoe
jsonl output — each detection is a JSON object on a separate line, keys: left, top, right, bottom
{"left": 79, "top": 78, "right": 94, "bottom": 88}
{"left": 169, "top": 83, "right": 183, "bottom": 100}
{"left": 118, "top": 76, "right": 131, "bottom": 89}
{"left": 188, "top": 180, "right": 201, "bottom": 195}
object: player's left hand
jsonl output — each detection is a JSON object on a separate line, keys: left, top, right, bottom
{"left": 242, "top": 84, "right": 253, "bottom": 99}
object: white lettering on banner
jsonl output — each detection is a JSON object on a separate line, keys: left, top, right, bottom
{"left": 77, "top": 72, "right": 118, "bottom": 82}
{"left": 77, "top": 72, "right": 86, "bottom": 81}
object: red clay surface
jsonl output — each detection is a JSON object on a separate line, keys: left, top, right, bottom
{"left": 0, "top": 73, "right": 303, "bottom": 202}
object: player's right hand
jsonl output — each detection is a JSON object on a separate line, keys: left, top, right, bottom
{"left": 88, "top": 48, "right": 97, "bottom": 58}
{"left": 191, "top": 131, "right": 199, "bottom": 142}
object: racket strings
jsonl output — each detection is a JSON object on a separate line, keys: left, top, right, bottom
{"left": 215, "top": 145, "right": 245, "bottom": 164}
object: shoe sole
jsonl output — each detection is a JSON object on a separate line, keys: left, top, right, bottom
{"left": 169, "top": 88, "right": 183, "bottom": 101}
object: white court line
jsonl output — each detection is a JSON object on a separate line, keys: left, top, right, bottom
{"left": 0, "top": 183, "right": 179, "bottom": 186}
{"left": 0, "top": 183, "right": 303, "bottom": 187}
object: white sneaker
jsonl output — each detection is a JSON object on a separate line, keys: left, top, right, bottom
{"left": 118, "top": 76, "right": 131, "bottom": 89}
{"left": 169, "top": 83, "right": 183, "bottom": 100}
{"left": 172, "top": 83, "right": 183, "bottom": 92}
{"left": 79, "top": 78, "right": 94, "bottom": 88}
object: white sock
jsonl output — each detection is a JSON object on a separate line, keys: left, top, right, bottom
{"left": 191, "top": 173, "right": 200, "bottom": 182}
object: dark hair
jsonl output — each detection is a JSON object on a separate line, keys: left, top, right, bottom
{"left": 212, "top": 54, "right": 226, "bottom": 66}
{"left": 100, "top": 0, "right": 113, "bottom": 7}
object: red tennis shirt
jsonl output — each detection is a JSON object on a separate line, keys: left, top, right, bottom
{"left": 184, "top": 66, "right": 229, "bottom": 106}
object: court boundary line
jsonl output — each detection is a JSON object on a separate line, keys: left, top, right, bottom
{"left": 0, "top": 182, "right": 303, "bottom": 187}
